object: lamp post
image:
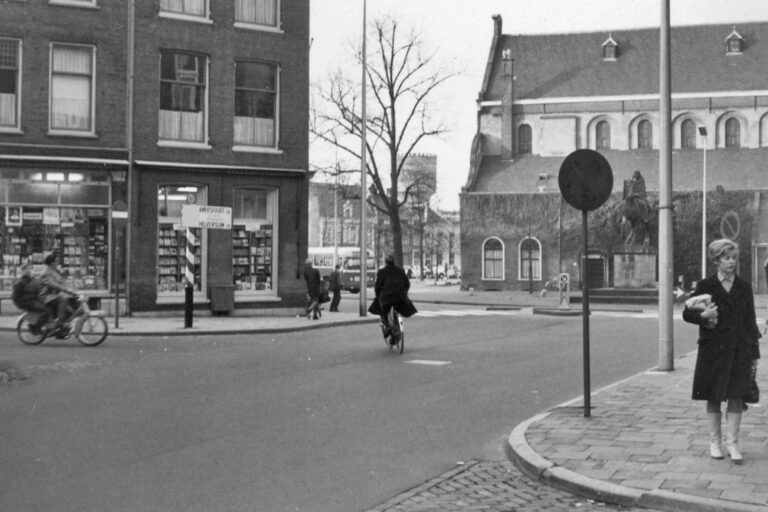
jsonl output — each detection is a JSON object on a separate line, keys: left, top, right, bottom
{"left": 699, "top": 126, "right": 707, "bottom": 279}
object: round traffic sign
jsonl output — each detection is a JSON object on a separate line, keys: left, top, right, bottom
{"left": 720, "top": 210, "right": 740, "bottom": 240}
{"left": 558, "top": 150, "right": 613, "bottom": 211}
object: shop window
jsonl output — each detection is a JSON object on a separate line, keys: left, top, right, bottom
{"left": 235, "top": 0, "right": 279, "bottom": 28}
{"left": 234, "top": 60, "right": 278, "bottom": 148}
{"left": 50, "top": 43, "right": 94, "bottom": 134}
{"left": 518, "top": 124, "right": 532, "bottom": 154}
{"left": 231, "top": 188, "right": 276, "bottom": 293}
{"left": 482, "top": 237, "right": 504, "bottom": 280}
{"left": 637, "top": 120, "right": 652, "bottom": 149}
{"left": 0, "top": 38, "right": 20, "bottom": 130}
{"left": 519, "top": 237, "right": 541, "bottom": 280}
{"left": 596, "top": 120, "right": 610, "bottom": 150}
{"left": 157, "top": 185, "right": 207, "bottom": 294}
{"left": 681, "top": 119, "right": 696, "bottom": 149}
{"left": 160, "top": 0, "right": 207, "bottom": 17}
{"left": 159, "top": 50, "right": 207, "bottom": 143}
{"left": 0, "top": 201, "right": 110, "bottom": 292}
{"left": 725, "top": 118, "right": 740, "bottom": 148}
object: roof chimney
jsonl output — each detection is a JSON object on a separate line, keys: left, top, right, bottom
{"left": 501, "top": 49, "right": 514, "bottom": 160}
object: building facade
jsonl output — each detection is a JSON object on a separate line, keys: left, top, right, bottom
{"left": 0, "top": 0, "right": 310, "bottom": 314}
{"left": 462, "top": 16, "right": 768, "bottom": 293}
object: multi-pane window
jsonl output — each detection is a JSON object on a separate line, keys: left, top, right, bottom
{"left": 638, "top": 120, "right": 652, "bottom": 149}
{"left": 235, "top": 0, "right": 278, "bottom": 27}
{"left": 596, "top": 120, "right": 611, "bottom": 150}
{"left": 234, "top": 60, "right": 277, "bottom": 147}
{"left": 160, "top": 0, "right": 206, "bottom": 16}
{"left": 725, "top": 118, "right": 740, "bottom": 148}
{"left": 681, "top": 119, "right": 696, "bottom": 149}
{"left": 519, "top": 238, "right": 541, "bottom": 280}
{"left": 0, "top": 39, "right": 19, "bottom": 129}
{"left": 159, "top": 50, "right": 207, "bottom": 142}
{"left": 518, "top": 124, "right": 532, "bottom": 154}
{"left": 50, "top": 44, "right": 94, "bottom": 133}
{"left": 482, "top": 237, "right": 504, "bottom": 280}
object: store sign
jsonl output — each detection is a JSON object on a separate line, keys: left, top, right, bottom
{"left": 181, "top": 205, "right": 232, "bottom": 230}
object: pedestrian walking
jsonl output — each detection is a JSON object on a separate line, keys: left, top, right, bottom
{"left": 303, "top": 258, "right": 321, "bottom": 320}
{"left": 682, "top": 239, "right": 761, "bottom": 464}
{"left": 329, "top": 263, "right": 341, "bottom": 312}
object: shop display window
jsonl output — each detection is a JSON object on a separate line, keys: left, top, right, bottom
{"left": 0, "top": 206, "right": 109, "bottom": 292}
{"left": 157, "top": 185, "right": 207, "bottom": 294}
{"left": 232, "top": 188, "right": 276, "bottom": 294}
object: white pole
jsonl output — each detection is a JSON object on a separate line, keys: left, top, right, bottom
{"left": 701, "top": 138, "right": 707, "bottom": 279}
{"left": 658, "top": 0, "right": 674, "bottom": 371}
{"left": 358, "top": 0, "right": 368, "bottom": 317}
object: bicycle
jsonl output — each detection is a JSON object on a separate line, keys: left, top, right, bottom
{"left": 17, "top": 293, "right": 109, "bottom": 347}
{"left": 383, "top": 307, "right": 404, "bottom": 354}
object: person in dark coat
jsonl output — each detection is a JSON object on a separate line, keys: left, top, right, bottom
{"left": 303, "top": 258, "right": 321, "bottom": 320}
{"left": 373, "top": 254, "right": 410, "bottom": 344}
{"left": 329, "top": 264, "right": 341, "bottom": 312}
{"left": 683, "top": 239, "right": 761, "bottom": 464}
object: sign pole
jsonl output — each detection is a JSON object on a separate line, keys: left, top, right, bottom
{"left": 582, "top": 210, "right": 591, "bottom": 417}
{"left": 185, "top": 228, "right": 194, "bottom": 328}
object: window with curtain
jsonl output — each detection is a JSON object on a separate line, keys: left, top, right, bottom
{"left": 482, "top": 238, "right": 504, "bottom": 280}
{"left": 519, "top": 238, "right": 541, "bottom": 280}
{"left": 234, "top": 60, "right": 277, "bottom": 147}
{"left": 235, "top": 0, "right": 278, "bottom": 27}
{"left": 725, "top": 118, "right": 740, "bottom": 148}
{"left": 50, "top": 44, "right": 93, "bottom": 132}
{"left": 596, "top": 120, "right": 610, "bottom": 150}
{"left": 681, "top": 119, "right": 696, "bottom": 149}
{"left": 518, "top": 124, "right": 532, "bottom": 154}
{"left": 0, "top": 39, "right": 19, "bottom": 129}
{"left": 159, "top": 50, "right": 206, "bottom": 142}
{"left": 160, "top": 0, "right": 206, "bottom": 16}
{"left": 638, "top": 120, "right": 652, "bottom": 149}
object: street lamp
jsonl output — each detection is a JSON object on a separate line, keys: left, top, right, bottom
{"left": 698, "top": 126, "right": 707, "bottom": 279}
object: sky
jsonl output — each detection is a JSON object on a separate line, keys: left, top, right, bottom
{"left": 309, "top": 0, "right": 768, "bottom": 210}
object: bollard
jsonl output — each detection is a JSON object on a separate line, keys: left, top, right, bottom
{"left": 184, "top": 284, "right": 193, "bottom": 328}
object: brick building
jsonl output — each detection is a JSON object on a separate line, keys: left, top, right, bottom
{"left": 0, "top": 0, "right": 310, "bottom": 314}
{"left": 461, "top": 16, "right": 768, "bottom": 293}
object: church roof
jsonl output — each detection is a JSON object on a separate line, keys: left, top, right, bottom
{"left": 466, "top": 148, "right": 768, "bottom": 195}
{"left": 480, "top": 21, "right": 768, "bottom": 102}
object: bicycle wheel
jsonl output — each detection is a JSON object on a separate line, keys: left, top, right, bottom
{"left": 390, "top": 310, "right": 404, "bottom": 354}
{"left": 16, "top": 314, "right": 46, "bottom": 345}
{"left": 75, "top": 314, "right": 108, "bottom": 346}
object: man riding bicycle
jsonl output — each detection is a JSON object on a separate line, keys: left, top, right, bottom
{"left": 373, "top": 254, "right": 412, "bottom": 346}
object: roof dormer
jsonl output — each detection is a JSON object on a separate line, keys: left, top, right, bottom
{"left": 725, "top": 26, "right": 743, "bottom": 55}
{"left": 602, "top": 33, "right": 618, "bottom": 61}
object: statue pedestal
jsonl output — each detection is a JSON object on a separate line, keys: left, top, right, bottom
{"left": 613, "top": 246, "right": 657, "bottom": 289}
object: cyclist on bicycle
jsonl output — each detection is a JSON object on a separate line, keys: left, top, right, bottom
{"left": 374, "top": 254, "right": 410, "bottom": 345}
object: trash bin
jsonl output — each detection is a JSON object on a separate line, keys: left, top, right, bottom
{"left": 210, "top": 284, "right": 235, "bottom": 313}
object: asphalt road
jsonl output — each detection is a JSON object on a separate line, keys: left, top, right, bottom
{"left": 0, "top": 308, "right": 690, "bottom": 512}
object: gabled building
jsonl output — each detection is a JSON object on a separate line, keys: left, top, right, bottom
{"left": 462, "top": 16, "right": 768, "bottom": 293}
{"left": 1, "top": 1, "right": 310, "bottom": 314}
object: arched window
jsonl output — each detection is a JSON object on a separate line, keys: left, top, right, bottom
{"left": 482, "top": 237, "right": 504, "bottom": 280}
{"left": 518, "top": 124, "right": 532, "bottom": 154}
{"left": 519, "top": 237, "right": 541, "bottom": 280}
{"left": 725, "top": 118, "right": 740, "bottom": 148}
{"left": 638, "top": 120, "right": 652, "bottom": 149}
{"left": 596, "top": 120, "right": 611, "bottom": 150}
{"left": 681, "top": 119, "right": 696, "bottom": 149}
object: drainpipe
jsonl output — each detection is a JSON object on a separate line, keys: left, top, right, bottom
{"left": 125, "top": 0, "right": 135, "bottom": 315}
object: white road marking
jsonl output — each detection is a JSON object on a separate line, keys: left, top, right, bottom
{"left": 405, "top": 360, "right": 452, "bottom": 366}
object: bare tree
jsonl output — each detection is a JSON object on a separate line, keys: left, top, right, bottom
{"left": 311, "top": 16, "right": 454, "bottom": 265}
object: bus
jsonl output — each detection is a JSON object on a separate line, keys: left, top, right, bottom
{"left": 308, "top": 246, "right": 376, "bottom": 293}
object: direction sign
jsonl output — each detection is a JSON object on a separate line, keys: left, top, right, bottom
{"left": 181, "top": 205, "right": 232, "bottom": 230}
{"left": 558, "top": 149, "right": 613, "bottom": 211}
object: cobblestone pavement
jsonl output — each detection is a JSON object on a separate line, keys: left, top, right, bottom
{"left": 364, "top": 460, "right": 662, "bottom": 512}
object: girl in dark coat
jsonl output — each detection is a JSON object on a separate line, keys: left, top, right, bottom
{"left": 683, "top": 239, "right": 761, "bottom": 464}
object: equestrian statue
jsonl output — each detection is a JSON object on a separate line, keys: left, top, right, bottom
{"left": 621, "top": 170, "right": 652, "bottom": 247}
